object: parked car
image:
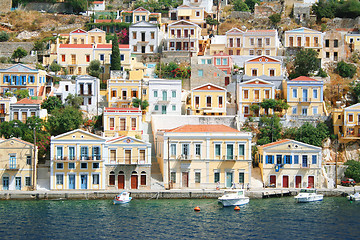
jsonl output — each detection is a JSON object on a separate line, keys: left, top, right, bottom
{"left": 341, "top": 177, "right": 356, "bottom": 186}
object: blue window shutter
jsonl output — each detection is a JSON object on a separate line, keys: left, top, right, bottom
{"left": 3, "top": 76, "right": 5, "bottom": 83}
{"left": 312, "top": 155, "right": 317, "bottom": 164}
{"left": 266, "top": 155, "right": 269, "bottom": 164}
{"left": 289, "top": 155, "right": 292, "bottom": 164}
{"left": 270, "top": 155, "right": 273, "bottom": 164}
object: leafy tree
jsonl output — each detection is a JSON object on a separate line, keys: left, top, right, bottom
{"left": 245, "top": 0, "right": 260, "bottom": 12}
{"left": 50, "top": 61, "right": 62, "bottom": 76}
{"left": 155, "top": 62, "right": 190, "bottom": 79}
{"left": 274, "top": 99, "right": 289, "bottom": 112}
{"left": 33, "top": 40, "right": 45, "bottom": 51}
{"left": 312, "top": 0, "right": 337, "bottom": 22}
{"left": 41, "top": 96, "right": 63, "bottom": 114}
{"left": 0, "top": 31, "right": 10, "bottom": 42}
{"left": 88, "top": 60, "right": 101, "bottom": 78}
{"left": 132, "top": 98, "right": 149, "bottom": 110}
{"left": 257, "top": 115, "right": 282, "bottom": 145}
{"left": 14, "top": 89, "right": 29, "bottom": 100}
{"left": 290, "top": 48, "right": 320, "bottom": 79}
{"left": 260, "top": 99, "right": 277, "bottom": 112}
{"left": 12, "top": 47, "right": 28, "bottom": 62}
{"left": 317, "top": 68, "right": 328, "bottom": 78}
{"left": 47, "top": 106, "right": 84, "bottom": 136}
{"left": 233, "top": 0, "right": 250, "bottom": 12}
{"left": 111, "top": 33, "right": 121, "bottom": 71}
{"left": 66, "top": 0, "right": 93, "bottom": 13}
{"left": 335, "top": 61, "right": 356, "bottom": 79}
{"left": 65, "top": 94, "right": 83, "bottom": 109}
{"left": 344, "top": 160, "right": 360, "bottom": 183}
{"left": 335, "top": 0, "right": 360, "bottom": 19}
{"left": 269, "top": 13, "right": 281, "bottom": 25}
{"left": 349, "top": 81, "right": 360, "bottom": 104}
{"left": 250, "top": 104, "right": 260, "bottom": 115}
{"left": 294, "top": 122, "right": 329, "bottom": 147}
{"left": 205, "top": 16, "right": 219, "bottom": 26}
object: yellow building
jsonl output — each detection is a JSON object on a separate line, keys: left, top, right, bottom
{"left": 238, "top": 78, "right": 275, "bottom": 118}
{"left": 170, "top": 5, "right": 206, "bottom": 26}
{"left": 105, "top": 135, "right": 151, "bottom": 190}
{"left": 0, "top": 97, "right": 15, "bottom": 122}
{"left": 50, "top": 129, "right": 106, "bottom": 190}
{"left": 256, "top": 139, "right": 322, "bottom": 188}
{"left": 244, "top": 56, "right": 283, "bottom": 77}
{"left": 103, "top": 107, "right": 143, "bottom": 138}
{"left": 333, "top": 103, "right": 360, "bottom": 143}
{"left": 188, "top": 83, "right": 227, "bottom": 115}
{"left": 166, "top": 20, "right": 201, "bottom": 53}
{"left": 0, "top": 64, "right": 48, "bottom": 98}
{"left": 284, "top": 27, "right": 323, "bottom": 55}
{"left": 156, "top": 124, "right": 252, "bottom": 189}
{"left": 345, "top": 32, "right": 360, "bottom": 53}
{"left": 283, "top": 76, "right": 325, "bottom": 116}
{"left": 119, "top": 7, "right": 161, "bottom": 24}
{"left": 0, "top": 138, "right": 37, "bottom": 191}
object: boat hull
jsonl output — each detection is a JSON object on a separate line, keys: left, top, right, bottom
{"left": 295, "top": 195, "right": 323, "bottom": 203}
{"left": 218, "top": 198, "right": 249, "bottom": 207}
{"left": 113, "top": 197, "right": 132, "bottom": 204}
{"left": 347, "top": 195, "right": 360, "bottom": 201}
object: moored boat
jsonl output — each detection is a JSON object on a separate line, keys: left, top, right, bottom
{"left": 218, "top": 189, "right": 249, "bottom": 207}
{"left": 347, "top": 192, "right": 360, "bottom": 201}
{"left": 294, "top": 189, "right": 323, "bottom": 203}
{"left": 113, "top": 191, "right": 132, "bottom": 204}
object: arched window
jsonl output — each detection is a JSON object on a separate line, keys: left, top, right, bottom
{"left": 109, "top": 171, "right": 115, "bottom": 186}
{"left": 141, "top": 171, "right": 146, "bottom": 186}
{"left": 131, "top": 171, "right": 138, "bottom": 189}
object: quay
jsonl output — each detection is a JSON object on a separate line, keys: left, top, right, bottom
{"left": 0, "top": 187, "right": 358, "bottom": 200}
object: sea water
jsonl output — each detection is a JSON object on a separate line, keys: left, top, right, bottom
{"left": 0, "top": 197, "right": 359, "bottom": 239}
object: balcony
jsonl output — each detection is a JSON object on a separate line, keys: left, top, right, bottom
{"left": 178, "top": 154, "right": 191, "bottom": 160}
{"left": 6, "top": 164, "right": 20, "bottom": 170}
{"left": 298, "top": 98, "right": 311, "bottom": 103}
{"left": 138, "top": 40, "right": 149, "bottom": 45}
{"left": 55, "top": 156, "right": 102, "bottom": 161}
{"left": 79, "top": 91, "right": 93, "bottom": 96}
{"left": 157, "top": 99, "right": 170, "bottom": 104}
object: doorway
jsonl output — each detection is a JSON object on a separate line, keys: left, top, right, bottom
{"left": 182, "top": 172, "right": 189, "bottom": 188}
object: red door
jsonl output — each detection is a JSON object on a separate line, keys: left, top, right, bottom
{"left": 118, "top": 175, "right": 124, "bottom": 189}
{"left": 131, "top": 174, "right": 138, "bottom": 189}
{"left": 308, "top": 176, "right": 314, "bottom": 188}
{"left": 295, "top": 176, "right": 302, "bottom": 188}
{"left": 270, "top": 175, "right": 276, "bottom": 186}
{"left": 182, "top": 172, "right": 189, "bottom": 188}
{"left": 283, "top": 175, "right": 289, "bottom": 188}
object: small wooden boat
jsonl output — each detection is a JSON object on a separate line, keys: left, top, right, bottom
{"left": 113, "top": 191, "right": 132, "bottom": 204}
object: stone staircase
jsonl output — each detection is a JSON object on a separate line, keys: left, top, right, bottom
{"left": 251, "top": 167, "right": 264, "bottom": 190}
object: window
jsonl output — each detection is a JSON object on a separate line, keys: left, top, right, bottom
{"left": 284, "top": 155, "right": 291, "bottom": 164}
{"left": 292, "top": 107, "right": 297, "bottom": 115}
{"left": 93, "top": 163, "right": 99, "bottom": 169}
{"left": 170, "top": 144, "right": 176, "bottom": 156}
{"left": 243, "top": 90, "right": 249, "bottom": 99}
{"left": 292, "top": 89, "right": 297, "bottom": 98}
{"left": 349, "top": 114, "right": 354, "bottom": 122}
{"left": 172, "top": 90, "right": 176, "bottom": 98}
{"left": 195, "top": 144, "right": 201, "bottom": 156}
{"left": 132, "top": 32, "right": 136, "bottom": 39}
{"left": 56, "top": 174, "right": 63, "bottom": 185}
{"left": 334, "top": 40, "right": 338, "bottom": 48}
{"left": 150, "top": 45, "right": 154, "bottom": 52}
{"left": 313, "top": 89, "right": 318, "bottom": 99}
{"left": 266, "top": 155, "right": 274, "bottom": 164}
{"left": 214, "top": 172, "right": 220, "bottom": 183}
{"left": 195, "top": 172, "right": 201, "bottom": 183}
{"left": 219, "top": 96, "right": 223, "bottom": 107}
{"left": 196, "top": 11, "right": 200, "bottom": 17}
{"left": 172, "top": 105, "right": 176, "bottom": 111}
{"left": 265, "top": 38, "right": 270, "bottom": 46}
{"left": 269, "top": 69, "right": 275, "bottom": 77}
{"left": 120, "top": 118, "right": 126, "bottom": 131}
{"left": 154, "top": 105, "right": 159, "bottom": 111}
{"left": 244, "top": 106, "right": 249, "bottom": 114}
{"left": 93, "top": 174, "right": 100, "bottom": 185}
{"left": 100, "top": 54, "right": 104, "bottom": 61}
{"left": 182, "top": 144, "right": 189, "bottom": 157}
{"left": 325, "top": 39, "right": 329, "bottom": 47}
{"left": 207, "top": 59, "right": 212, "bottom": 64}
{"left": 264, "top": 90, "right": 270, "bottom": 99}
{"left": 121, "top": 54, "right": 125, "bottom": 61}
{"left": 71, "top": 54, "right": 76, "bottom": 64}
{"left": 25, "top": 177, "right": 31, "bottom": 186}
{"left": 326, "top": 52, "right": 330, "bottom": 58}
{"left": 131, "top": 118, "right": 136, "bottom": 130}
{"left": 68, "top": 162, "right": 75, "bottom": 169}
{"left": 80, "top": 162, "right": 88, "bottom": 169}
{"left": 239, "top": 172, "right": 244, "bottom": 184}
{"left": 216, "top": 58, "right": 221, "bottom": 65}
{"left": 215, "top": 144, "right": 221, "bottom": 157}
{"left": 265, "top": 50, "right": 270, "bottom": 55}
{"left": 61, "top": 54, "right": 65, "bottom": 62}
{"left": 141, "top": 171, "right": 146, "bottom": 185}
{"left": 109, "top": 172, "right": 115, "bottom": 185}
{"left": 222, "top": 58, "right": 228, "bottom": 65}
{"left": 80, "top": 146, "right": 88, "bottom": 160}
{"left": 239, "top": 144, "right": 245, "bottom": 156}
{"left": 294, "top": 155, "right": 299, "bottom": 164}
{"left": 26, "top": 156, "right": 31, "bottom": 165}
{"left": 153, "top": 90, "right": 158, "bottom": 97}
{"left": 249, "top": 50, "right": 254, "bottom": 55}
{"left": 252, "top": 69, "right": 257, "bottom": 76}
{"left": 133, "top": 45, "right": 137, "bottom": 52}
{"left": 151, "top": 32, "right": 155, "bottom": 39}
{"left": 313, "top": 107, "right": 318, "bottom": 115}
{"left": 56, "top": 163, "right": 63, "bottom": 169}
{"left": 171, "top": 172, "right": 176, "bottom": 183}
{"left": 86, "top": 55, "right": 90, "bottom": 62}
{"left": 250, "top": 38, "right": 254, "bottom": 45}
{"left": 198, "top": 70, "right": 203, "bottom": 77}
{"left": 312, "top": 155, "right": 317, "bottom": 165}
{"left": 226, "top": 144, "right": 233, "bottom": 160}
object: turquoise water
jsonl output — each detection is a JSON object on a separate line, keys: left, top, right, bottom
{"left": 0, "top": 197, "right": 359, "bottom": 239}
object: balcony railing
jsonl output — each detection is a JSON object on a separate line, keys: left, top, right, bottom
{"left": 299, "top": 98, "right": 311, "bottom": 103}
{"left": 55, "top": 156, "right": 102, "bottom": 161}
{"left": 5, "top": 164, "right": 20, "bottom": 170}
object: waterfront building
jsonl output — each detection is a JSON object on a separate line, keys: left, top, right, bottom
{"left": 0, "top": 138, "right": 37, "bottom": 191}
{"left": 105, "top": 135, "right": 151, "bottom": 190}
{"left": 332, "top": 103, "right": 360, "bottom": 143}
{"left": 103, "top": 107, "right": 143, "bottom": 138}
{"left": 284, "top": 27, "right": 323, "bottom": 57}
{"left": 50, "top": 129, "right": 106, "bottom": 190}
{"left": 256, "top": 139, "right": 322, "bottom": 188}
{"left": 129, "top": 21, "right": 161, "bottom": 54}
{"left": 187, "top": 83, "right": 227, "bottom": 115}
{"left": 237, "top": 78, "right": 275, "bottom": 118}
{"left": 10, "top": 98, "right": 48, "bottom": 122}
{"left": 155, "top": 124, "right": 252, "bottom": 189}
{"left": 283, "top": 76, "right": 325, "bottom": 117}
{"left": 0, "top": 64, "right": 48, "bottom": 98}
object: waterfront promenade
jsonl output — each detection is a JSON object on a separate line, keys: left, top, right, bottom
{"left": 0, "top": 186, "right": 358, "bottom": 200}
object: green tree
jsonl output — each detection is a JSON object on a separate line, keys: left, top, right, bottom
{"left": 245, "top": 0, "right": 260, "bottom": 12}
{"left": 294, "top": 122, "right": 329, "bottom": 147}
{"left": 47, "top": 106, "right": 84, "bottom": 136}
{"left": 349, "top": 81, "right": 360, "bottom": 104}
{"left": 14, "top": 89, "right": 29, "bottom": 100}
{"left": 50, "top": 61, "right": 62, "bottom": 76}
{"left": 335, "top": 61, "right": 356, "bottom": 79}
{"left": 260, "top": 99, "right": 277, "bottom": 112}
{"left": 12, "top": 47, "right": 28, "bottom": 62}
{"left": 269, "top": 13, "right": 281, "bottom": 25}
{"left": 257, "top": 115, "right": 282, "bottom": 145}
{"left": 132, "top": 98, "right": 149, "bottom": 110}
{"left": 205, "top": 16, "right": 219, "bottom": 26}
{"left": 65, "top": 94, "right": 83, "bottom": 109}
{"left": 233, "top": 0, "right": 250, "bottom": 11}
{"left": 33, "top": 40, "right": 45, "bottom": 51}
{"left": 290, "top": 48, "right": 320, "bottom": 79}
{"left": 41, "top": 96, "right": 64, "bottom": 114}
{"left": 0, "top": 31, "right": 10, "bottom": 42}
{"left": 66, "top": 0, "right": 93, "bottom": 13}
{"left": 344, "top": 160, "right": 360, "bottom": 183}
{"left": 88, "top": 60, "right": 101, "bottom": 78}
{"left": 312, "top": 0, "right": 337, "bottom": 22}
{"left": 111, "top": 33, "right": 121, "bottom": 71}
{"left": 250, "top": 104, "right": 260, "bottom": 115}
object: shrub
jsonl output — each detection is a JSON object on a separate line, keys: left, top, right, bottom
{"left": 0, "top": 31, "right": 9, "bottom": 42}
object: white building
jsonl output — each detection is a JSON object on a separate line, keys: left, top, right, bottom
{"left": 147, "top": 79, "right": 182, "bottom": 116}
{"left": 10, "top": 98, "right": 47, "bottom": 122}
{"left": 183, "top": 0, "right": 213, "bottom": 13}
{"left": 129, "top": 21, "right": 160, "bottom": 54}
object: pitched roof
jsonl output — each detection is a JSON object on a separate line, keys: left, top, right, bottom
{"left": 133, "top": 7, "right": 149, "bottom": 12}
{"left": 70, "top": 29, "right": 88, "bottom": 34}
{"left": 0, "top": 137, "right": 35, "bottom": 147}
{"left": 95, "top": 19, "right": 122, "bottom": 23}
{"left": 240, "top": 78, "right": 274, "bottom": 86}
{"left": 260, "top": 139, "right": 291, "bottom": 148}
{"left": 166, "top": 124, "right": 239, "bottom": 133}
{"left": 14, "top": 98, "right": 42, "bottom": 105}
{"left": 59, "top": 44, "right": 93, "bottom": 48}
{"left": 289, "top": 76, "right": 320, "bottom": 82}
{"left": 213, "top": 52, "right": 230, "bottom": 57}
{"left": 192, "top": 83, "right": 226, "bottom": 91}
{"left": 104, "top": 107, "right": 141, "bottom": 112}
{"left": 96, "top": 44, "right": 130, "bottom": 49}
{"left": 246, "top": 55, "right": 281, "bottom": 63}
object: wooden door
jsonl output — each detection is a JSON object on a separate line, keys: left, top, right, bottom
{"left": 283, "top": 175, "right": 289, "bottom": 188}
{"left": 118, "top": 175, "right": 124, "bottom": 189}
{"left": 182, "top": 172, "right": 189, "bottom": 188}
{"left": 131, "top": 174, "right": 138, "bottom": 189}
{"left": 308, "top": 176, "right": 314, "bottom": 188}
{"left": 125, "top": 150, "right": 131, "bottom": 164}
{"left": 295, "top": 176, "right": 302, "bottom": 188}
{"left": 270, "top": 175, "right": 276, "bottom": 186}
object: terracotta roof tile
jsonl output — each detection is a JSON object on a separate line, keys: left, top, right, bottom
{"left": 14, "top": 98, "right": 42, "bottom": 105}
{"left": 95, "top": 19, "right": 122, "bottom": 23}
{"left": 166, "top": 124, "right": 239, "bottom": 133}
{"left": 96, "top": 44, "right": 130, "bottom": 49}
{"left": 105, "top": 107, "right": 141, "bottom": 112}
{"left": 260, "top": 139, "right": 291, "bottom": 148}
{"left": 59, "top": 44, "right": 93, "bottom": 48}
{"left": 290, "top": 76, "right": 319, "bottom": 82}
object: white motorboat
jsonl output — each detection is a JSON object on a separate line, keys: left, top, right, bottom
{"left": 294, "top": 189, "right": 323, "bottom": 203}
{"left": 218, "top": 189, "right": 249, "bottom": 207}
{"left": 347, "top": 192, "right": 360, "bottom": 201}
{"left": 113, "top": 191, "right": 132, "bottom": 204}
